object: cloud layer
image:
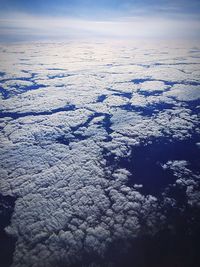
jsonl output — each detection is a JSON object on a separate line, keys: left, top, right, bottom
{"left": 1, "top": 0, "right": 200, "bottom": 41}
{"left": 0, "top": 40, "right": 200, "bottom": 266}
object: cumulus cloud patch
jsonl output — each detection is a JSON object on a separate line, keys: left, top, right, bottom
{"left": 0, "top": 41, "right": 200, "bottom": 267}
{"left": 164, "top": 84, "right": 200, "bottom": 101}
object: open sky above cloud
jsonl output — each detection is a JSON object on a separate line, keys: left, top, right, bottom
{"left": 0, "top": 0, "right": 200, "bottom": 41}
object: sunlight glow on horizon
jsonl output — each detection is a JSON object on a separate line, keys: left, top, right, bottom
{"left": 0, "top": 1, "right": 200, "bottom": 41}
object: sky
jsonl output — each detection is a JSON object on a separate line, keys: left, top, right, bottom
{"left": 0, "top": 0, "right": 200, "bottom": 41}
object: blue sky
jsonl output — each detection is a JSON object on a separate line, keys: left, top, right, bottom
{"left": 0, "top": 0, "right": 200, "bottom": 41}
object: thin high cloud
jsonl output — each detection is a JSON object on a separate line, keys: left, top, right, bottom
{"left": 0, "top": 0, "right": 200, "bottom": 41}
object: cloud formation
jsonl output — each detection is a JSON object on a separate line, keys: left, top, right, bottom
{"left": 0, "top": 0, "right": 200, "bottom": 41}
{"left": 0, "top": 40, "right": 200, "bottom": 266}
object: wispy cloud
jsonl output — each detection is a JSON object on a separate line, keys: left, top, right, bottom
{"left": 0, "top": 11, "right": 200, "bottom": 41}
{"left": 0, "top": 0, "right": 200, "bottom": 41}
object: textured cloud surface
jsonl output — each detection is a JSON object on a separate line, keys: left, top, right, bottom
{"left": 0, "top": 41, "right": 200, "bottom": 267}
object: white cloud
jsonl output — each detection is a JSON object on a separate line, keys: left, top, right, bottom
{"left": 164, "top": 84, "right": 200, "bottom": 101}
{"left": 1, "top": 12, "right": 200, "bottom": 41}
{"left": 0, "top": 41, "right": 199, "bottom": 267}
{"left": 139, "top": 80, "right": 169, "bottom": 92}
{"left": 162, "top": 160, "right": 200, "bottom": 207}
